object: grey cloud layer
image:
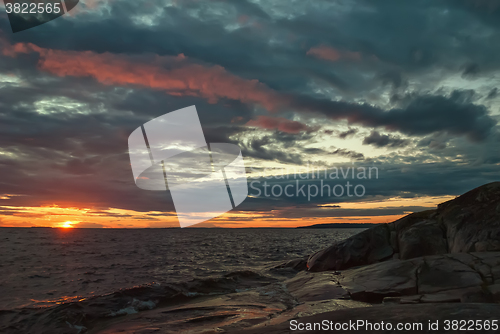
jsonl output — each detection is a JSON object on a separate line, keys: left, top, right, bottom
{"left": 0, "top": 0, "right": 500, "bottom": 219}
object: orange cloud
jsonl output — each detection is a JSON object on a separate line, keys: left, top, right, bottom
{"left": 1, "top": 41, "right": 286, "bottom": 111}
{"left": 307, "top": 45, "right": 362, "bottom": 62}
{"left": 0, "top": 204, "right": 180, "bottom": 228}
{"left": 246, "top": 115, "right": 311, "bottom": 133}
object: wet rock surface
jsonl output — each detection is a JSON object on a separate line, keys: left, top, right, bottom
{"left": 307, "top": 224, "right": 393, "bottom": 272}
{"left": 331, "top": 252, "right": 500, "bottom": 304}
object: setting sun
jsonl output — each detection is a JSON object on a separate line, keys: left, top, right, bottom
{"left": 60, "top": 221, "right": 74, "bottom": 228}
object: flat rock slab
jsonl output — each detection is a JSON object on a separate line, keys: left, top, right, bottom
{"left": 88, "top": 287, "right": 293, "bottom": 334}
{"left": 87, "top": 283, "right": 369, "bottom": 334}
{"left": 339, "top": 258, "right": 421, "bottom": 302}
{"left": 285, "top": 271, "right": 349, "bottom": 302}
{"left": 331, "top": 252, "right": 500, "bottom": 303}
{"left": 417, "top": 255, "right": 483, "bottom": 294}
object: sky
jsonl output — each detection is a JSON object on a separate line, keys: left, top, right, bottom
{"left": 0, "top": 0, "right": 500, "bottom": 228}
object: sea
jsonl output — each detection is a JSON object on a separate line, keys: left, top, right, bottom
{"left": 0, "top": 227, "right": 362, "bottom": 333}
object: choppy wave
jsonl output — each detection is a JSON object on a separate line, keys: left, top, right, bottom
{"left": 0, "top": 228, "right": 362, "bottom": 333}
{"left": 1, "top": 269, "right": 284, "bottom": 333}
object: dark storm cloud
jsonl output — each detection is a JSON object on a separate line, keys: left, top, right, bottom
{"left": 462, "top": 63, "right": 481, "bottom": 79}
{"left": 379, "top": 70, "right": 407, "bottom": 89}
{"left": 2, "top": 0, "right": 499, "bottom": 85}
{"left": 294, "top": 91, "right": 496, "bottom": 141}
{"left": 205, "top": 125, "right": 315, "bottom": 164}
{"left": 338, "top": 128, "right": 358, "bottom": 139}
{"left": 451, "top": 0, "right": 500, "bottom": 29}
{"left": 302, "top": 148, "right": 325, "bottom": 155}
{"left": 487, "top": 88, "right": 498, "bottom": 99}
{"left": 363, "top": 131, "right": 410, "bottom": 148}
{"left": 2, "top": 0, "right": 498, "bottom": 143}
{"left": 239, "top": 133, "right": 306, "bottom": 165}
{"left": 417, "top": 136, "right": 447, "bottom": 150}
{"left": 238, "top": 159, "right": 500, "bottom": 215}
{"left": 0, "top": 2, "right": 280, "bottom": 82}
{"left": 0, "top": 73, "right": 254, "bottom": 213}
{"left": 54, "top": 157, "right": 100, "bottom": 175}
{"left": 331, "top": 148, "right": 365, "bottom": 160}
{"left": 265, "top": 206, "right": 434, "bottom": 219}
{"left": 0, "top": 55, "right": 301, "bottom": 214}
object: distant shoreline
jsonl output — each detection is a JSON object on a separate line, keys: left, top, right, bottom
{"left": 297, "top": 223, "right": 377, "bottom": 229}
{"left": 0, "top": 225, "right": 376, "bottom": 229}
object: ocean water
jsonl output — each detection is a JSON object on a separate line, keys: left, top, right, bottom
{"left": 0, "top": 227, "right": 361, "bottom": 311}
{"left": 0, "top": 227, "right": 365, "bottom": 333}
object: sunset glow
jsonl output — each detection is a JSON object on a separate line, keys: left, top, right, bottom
{"left": 0, "top": 0, "right": 499, "bottom": 229}
{"left": 60, "top": 221, "right": 75, "bottom": 228}
{"left": 0, "top": 195, "right": 454, "bottom": 228}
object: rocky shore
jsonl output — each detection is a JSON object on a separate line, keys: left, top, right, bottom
{"left": 3, "top": 183, "right": 499, "bottom": 333}
{"left": 308, "top": 181, "right": 500, "bottom": 272}
{"left": 92, "top": 182, "right": 500, "bottom": 333}
{"left": 238, "top": 182, "right": 500, "bottom": 333}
